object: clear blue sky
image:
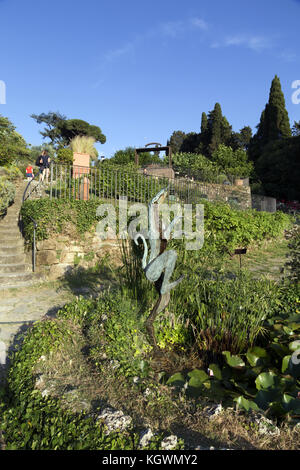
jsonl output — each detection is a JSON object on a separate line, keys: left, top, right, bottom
{"left": 0, "top": 0, "right": 299, "bottom": 158}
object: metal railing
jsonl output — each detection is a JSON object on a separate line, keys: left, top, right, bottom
{"left": 22, "top": 172, "right": 43, "bottom": 203}
{"left": 48, "top": 163, "right": 251, "bottom": 209}
{"left": 21, "top": 176, "right": 39, "bottom": 272}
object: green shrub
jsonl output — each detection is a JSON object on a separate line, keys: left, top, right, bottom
{"left": 56, "top": 147, "right": 74, "bottom": 165}
{"left": 0, "top": 165, "right": 23, "bottom": 181}
{"left": 0, "top": 294, "right": 176, "bottom": 450}
{"left": 0, "top": 176, "right": 15, "bottom": 215}
{"left": 20, "top": 198, "right": 106, "bottom": 243}
{"left": 164, "top": 300, "right": 300, "bottom": 420}
{"left": 285, "top": 227, "right": 300, "bottom": 283}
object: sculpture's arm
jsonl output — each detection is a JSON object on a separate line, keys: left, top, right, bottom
{"left": 163, "top": 215, "right": 183, "bottom": 241}
{"left": 148, "top": 187, "right": 169, "bottom": 262}
{"left": 134, "top": 233, "right": 148, "bottom": 270}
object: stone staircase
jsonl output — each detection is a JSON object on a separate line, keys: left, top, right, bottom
{"left": 0, "top": 182, "right": 42, "bottom": 290}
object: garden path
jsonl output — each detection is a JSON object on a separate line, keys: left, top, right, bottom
{"left": 0, "top": 282, "right": 88, "bottom": 385}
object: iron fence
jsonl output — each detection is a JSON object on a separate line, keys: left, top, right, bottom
{"left": 40, "top": 163, "right": 252, "bottom": 210}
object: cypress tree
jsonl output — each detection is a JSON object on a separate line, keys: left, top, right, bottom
{"left": 266, "top": 75, "right": 291, "bottom": 140}
{"left": 249, "top": 76, "right": 291, "bottom": 162}
{"left": 208, "top": 103, "right": 223, "bottom": 155}
{"left": 250, "top": 75, "right": 291, "bottom": 159}
{"left": 201, "top": 112, "right": 208, "bottom": 134}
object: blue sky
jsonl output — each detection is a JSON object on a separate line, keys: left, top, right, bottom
{"left": 0, "top": 0, "right": 299, "bottom": 158}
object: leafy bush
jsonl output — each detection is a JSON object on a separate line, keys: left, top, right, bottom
{"left": 211, "top": 144, "right": 253, "bottom": 179}
{"left": 110, "top": 146, "right": 160, "bottom": 166}
{"left": 0, "top": 311, "right": 139, "bottom": 450}
{"left": 285, "top": 227, "right": 300, "bottom": 283}
{"left": 200, "top": 201, "right": 291, "bottom": 253}
{"left": 56, "top": 147, "right": 74, "bottom": 165}
{"left": 0, "top": 115, "right": 30, "bottom": 166}
{"left": 0, "top": 176, "right": 15, "bottom": 215}
{"left": 0, "top": 294, "right": 176, "bottom": 450}
{"left": 164, "top": 301, "right": 300, "bottom": 420}
{"left": 85, "top": 291, "right": 152, "bottom": 379}
{"left": 179, "top": 272, "right": 280, "bottom": 357}
{"left": 164, "top": 152, "right": 221, "bottom": 182}
{"left": 20, "top": 197, "right": 291, "bottom": 252}
{"left": 0, "top": 165, "right": 23, "bottom": 181}
{"left": 20, "top": 198, "right": 106, "bottom": 243}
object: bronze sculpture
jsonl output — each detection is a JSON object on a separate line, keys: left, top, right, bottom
{"left": 134, "top": 187, "right": 184, "bottom": 348}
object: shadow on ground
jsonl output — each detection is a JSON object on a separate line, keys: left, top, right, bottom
{"left": 57, "top": 262, "right": 119, "bottom": 297}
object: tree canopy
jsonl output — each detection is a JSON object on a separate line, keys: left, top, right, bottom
{"left": 0, "top": 115, "right": 29, "bottom": 166}
{"left": 167, "top": 103, "right": 251, "bottom": 158}
{"left": 31, "top": 112, "right": 106, "bottom": 148}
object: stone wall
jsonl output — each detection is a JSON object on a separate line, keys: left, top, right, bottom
{"left": 175, "top": 179, "right": 252, "bottom": 210}
{"left": 138, "top": 165, "right": 175, "bottom": 179}
{"left": 27, "top": 231, "right": 121, "bottom": 281}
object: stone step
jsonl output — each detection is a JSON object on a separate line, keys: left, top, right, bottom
{"left": 0, "top": 224, "right": 21, "bottom": 233}
{"left": 6, "top": 206, "right": 21, "bottom": 212}
{"left": 0, "top": 274, "right": 44, "bottom": 291}
{"left": 0, "top": 264, "right": 31, "bottom": 274}
{"left": 0, "top": 241, "right": 24, "bottom": 254}
{"left": 0, "top": 253, "right": 26, "bottom": 264}
{"left": 0, "top": 228, "right": 22, "bottom": 237}
{"left": 0, "top": 271, "right": 35, "bottom": 286}
{"left": 0, "top": 232, "right": 24, "bottom": 242}
{"left": 5, "top": 212, "right": 20, "bottom": 220}
{"left": 0, "top": 218, "right": 20, "bottom": 226}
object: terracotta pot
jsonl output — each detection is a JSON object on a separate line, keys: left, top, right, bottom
{"left": 73, "top": 152, "right": 90, "bottom": 178}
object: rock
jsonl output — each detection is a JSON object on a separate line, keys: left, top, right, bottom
{"left": 48, "top": 264, "right": 73, "bottom": 280}
{"left": 256, "top": 417, "right": 280, "bottom": 436}
{"left": 108, "top": 360, "right": 120, "bottom": 370}
{"left": 139, "top": 429, "right": 154, "bottom": 448}
{"left": 55, "top": 241, "right": 67, "bottom": 251}
{"left": 97, "top": 407, "right": 132, "bottom": 435}
{"left": 69, "top": 245, "right": 84, "bottom": 253}
{"left": 204, "top": 403, "right": 223, "bottom": 420}
{"left": 143, "top": 388, "right": 152, "bottom": 397}
{"left": 35, "top": 375, "right": 45, "bottom": 388}
{"left": 36, "top": 240, "right": 56, "bottom": 251}
{"left": 161, "top": 435, "right": 178, "bottom": 450}
{"left": 60, "top": 252, "right": 75, "bottom": 264}
{"left": 36, "top": 250, "right": 58, "bottom": 266}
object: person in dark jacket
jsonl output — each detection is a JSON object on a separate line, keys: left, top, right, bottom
{"left": 38, "top": 150, "right": 51, "bottom": 184}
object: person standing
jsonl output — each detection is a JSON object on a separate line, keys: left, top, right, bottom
{"left": 44, "top": 150, "right": 51, "bottom": 185}
{"left": 25, "top": 163, "right": 34, "bottom": 181}
{"left": 37, "top": 150, "right": 50, "bottom": 184}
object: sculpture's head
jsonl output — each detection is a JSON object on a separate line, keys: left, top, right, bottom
{"left": 151, "top": 186, "right": 169, "bottom": 206}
